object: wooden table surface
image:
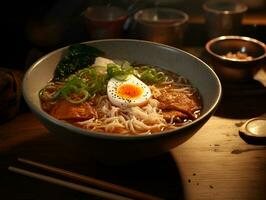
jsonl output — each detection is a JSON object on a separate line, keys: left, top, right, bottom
{"left": 0, "top": 49, "right": 266, "bottom": 200}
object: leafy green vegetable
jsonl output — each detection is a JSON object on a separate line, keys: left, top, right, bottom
{"left": 53, "top": 44, "right": 104, "bottom": 81}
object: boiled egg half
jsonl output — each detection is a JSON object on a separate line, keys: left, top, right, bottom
{"left": 107, "top": 75, "right": 152, "bottom": 107}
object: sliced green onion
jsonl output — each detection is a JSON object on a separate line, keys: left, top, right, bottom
{"left": 39, "top": 83, "right": 62, "bottom": 101}
{"left": 135, "top": 65, "right": 167, "bottom": 84}
{"left": 107, "top": 63, "right": 133, "bottom": 81}
{"left": 65, "top": 89, "right": 89, "bottom": 104}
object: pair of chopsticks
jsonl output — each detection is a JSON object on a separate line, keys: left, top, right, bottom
{"left": 8, "top": 158, "right": 163, "bottom": 200}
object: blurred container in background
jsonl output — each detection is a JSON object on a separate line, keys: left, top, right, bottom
{"left": 203, "top": 0, "right": 248, "bottom": 39}
{"left": 83, "top": 6, "right": 128, "bottom": 40}
{"left": 0, "top": 68, "right": 23, "bottom": 124}
{"left": 132, "top": 7, "right": 189, "bottom": 47}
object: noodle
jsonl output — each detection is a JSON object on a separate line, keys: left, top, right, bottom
{"left": 76, "top": 96, "right": 173, "bottom": 135}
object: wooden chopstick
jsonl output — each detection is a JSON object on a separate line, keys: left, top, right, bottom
{"left": 15, "top": 158, "right": 163, "bottom": 200}
{"left": 8, "top": 166, "right": 133, "bottom": 200}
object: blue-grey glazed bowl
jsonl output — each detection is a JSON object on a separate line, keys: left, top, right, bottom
{"left": 23, "top": 39, "right": 222, "bottom": 164}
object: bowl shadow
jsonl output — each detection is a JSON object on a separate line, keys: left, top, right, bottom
{"left": 214, "top": 87, "right": 266, "bottom": 119}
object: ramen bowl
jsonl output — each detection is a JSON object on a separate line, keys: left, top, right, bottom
{"left": 205, "top": 36, "right": 266, "bottom": 82}
{"left": 23, "top": 39, "right": 222, "bottom": 164}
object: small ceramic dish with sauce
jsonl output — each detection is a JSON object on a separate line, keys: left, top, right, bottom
{"left": 239, "top": 113, "right": 266, "bottom": 145}
{"left": 205, "top": 36, "right": 266, "bottom": 82}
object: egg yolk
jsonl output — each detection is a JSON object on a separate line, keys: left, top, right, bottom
{"left": 117, "top": 83, "right": 143, "bottom": 99}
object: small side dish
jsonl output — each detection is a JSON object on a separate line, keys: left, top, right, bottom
{"left": 205, "top": 36, "right": 266, "bottom": 64}
{"left": 205, "top": 36, "right": 266, "bottom": 81}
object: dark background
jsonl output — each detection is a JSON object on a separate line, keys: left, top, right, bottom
{"left": 1, "top": 0, "right": 265, "bottom": 70}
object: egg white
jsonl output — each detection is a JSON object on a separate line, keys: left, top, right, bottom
{"left": 107, "top": 75, "right": 152, "bottom": 107}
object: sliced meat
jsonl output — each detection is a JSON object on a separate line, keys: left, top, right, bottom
{"left": 50, "top": 100, "right": 98, "bottom": 122}
{"left": 156, "top": 88, "right": 202, "bottom": 119}
{"left": 162, "top": 110, "right": 189, "bottom": 122}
